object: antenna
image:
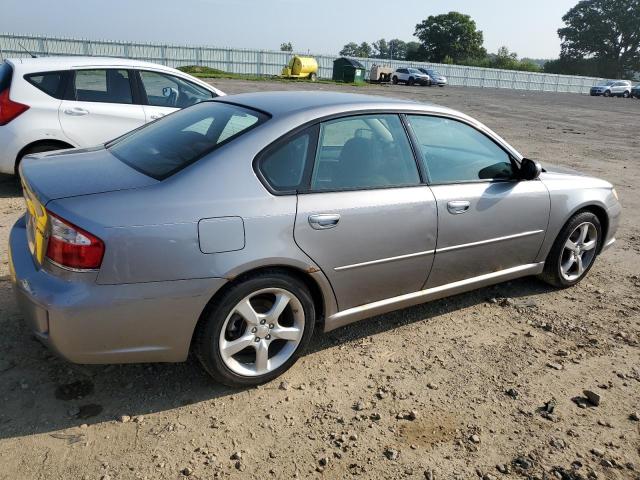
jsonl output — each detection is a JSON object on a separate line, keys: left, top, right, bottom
{"left": 17, "top": 41, "right": 37, "bottom": 58}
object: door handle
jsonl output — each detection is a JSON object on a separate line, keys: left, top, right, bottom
{"left": 308, "top": 214, "right": 340, "bottom": 230}
{"left": 63, "top": 107, "right": 89, "bottom": 116}
{"left": 447, "top": 200, "right": 470, "bottom": 215}
{"left": 150, "top": 113, "right": 165, "bottom": 120}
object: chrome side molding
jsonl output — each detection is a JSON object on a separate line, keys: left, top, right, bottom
{"left": 436, "top": 230, "right": 544, "bottom": 253}
{"left": 324, "top": 262, "right": 545, "bottom": 331}
{"left": 334, "top": 249, "right": 435, "bottom": 271}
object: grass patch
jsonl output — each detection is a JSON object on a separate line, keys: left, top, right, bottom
{"left": 177, "top": 65, "right": 368, "bottom": 87}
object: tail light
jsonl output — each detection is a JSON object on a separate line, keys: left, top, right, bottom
{"left": 45, "top": 211, "right": 105, "bottom": 270}
{"left": 0, "top": 89, "right": 29, "bottom": 126}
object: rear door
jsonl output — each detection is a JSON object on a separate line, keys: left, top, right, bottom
{"left": 58, "top": 69, "right": 146, "bottom": 146}
{"left": 293, "top": 113, "right": 438, "bottom": 310}
{"left": 406, "top": 114, "right": 550, "bottom": 288}
{"left": 137, "top": 70, "right": 216, "bottom": 123}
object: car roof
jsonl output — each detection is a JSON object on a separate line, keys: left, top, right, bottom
{"left": 217, "top": 91, "right": 424, "bottom": 116}
{"left": 5, "top": 56, "right": 177, "bottom": 72}
{"left": 214, "top": 91, "right": 473, "bottom": 123}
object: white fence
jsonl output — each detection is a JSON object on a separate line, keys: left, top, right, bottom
{"left": 0, "top": 33, "right": 609, "bottom": 94}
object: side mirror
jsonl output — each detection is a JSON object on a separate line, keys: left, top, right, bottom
{"left": 162, "top": 86, "right": 177, "bottom": 98}
{"left": 519, "top": 157, "right": 542, "bottom": 180}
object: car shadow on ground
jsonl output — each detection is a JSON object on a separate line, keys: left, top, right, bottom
{"left": 0, "top": 275, "right": 554, "bottom": 440}
{"left": 0, "top": 174, "right": 20, "bottom": 198}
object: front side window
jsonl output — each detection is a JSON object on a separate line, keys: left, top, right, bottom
{"left": 74, "top": 69, "right": 132, "bottom": 104}
{"left": 259, "top": 132, "right": 311, "bottom": 192}
{"left": 25, "top": 71, "right": 65, "bottom": 99}
{"left": 139, "top": 70, "right": 214, "bottom": 108}
{"left": 311, "top": 114, "right": 420, "bottom": 191}
{"left": 407, "top": 115, "right": 513, "bottom": 184}
{"left": 108, "top": 101, "right": 268, "bottom": 179}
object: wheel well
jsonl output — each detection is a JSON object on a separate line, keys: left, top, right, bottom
{"left": 15, "top": 140, "right": 75, "bottom": 174}
{"left": 191, "top": 265, "right": 327, "bottom": 348}
{"left": 575, "top": 205, "right": 609, "bottom": 253}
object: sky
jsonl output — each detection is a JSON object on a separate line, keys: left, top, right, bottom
{"left": 0, "top": 0, "right": 579, "bottom": 59}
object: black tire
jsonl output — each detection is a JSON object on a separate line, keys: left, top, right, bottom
{"left": 392, "top": 76, "right": 398, "bottom": 85}
{"left": 623, "top": 91, "right": 630, "bottom": 98}
{"left": 16, "top": 141, "right": 71, "bottom": 176}
{"left": 603, "top": 90, "right": 611, "bottom": 97}
{"left": 308, "top": 72, "right": 317, "bottom": 82}
{"left": 408, "top": 77, "right": 415, "bottom": 86}
{"left": 538, "top": 211, "right": 602, "bottom": 288}
{"left": 195, "top": 271, "right": 316, "bottom": 387}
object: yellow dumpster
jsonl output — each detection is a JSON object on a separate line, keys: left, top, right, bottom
{"left": 281, "top": 56, "right": 318, "bottom": 81}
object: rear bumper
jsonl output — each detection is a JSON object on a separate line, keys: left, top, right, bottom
{"left": 9, "top": 215, "right": 228, "bottom": 364}
{"left": 0, "top": 126, "right": 22, "bottom": 174}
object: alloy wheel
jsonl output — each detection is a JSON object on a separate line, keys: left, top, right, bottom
{"left": 560, "top": 222, "right": 598, "bottom": 281}
{"left": 218, "top": 288, "right": 305, "bottom": 377}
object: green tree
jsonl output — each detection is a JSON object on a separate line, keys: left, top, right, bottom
{"left": 340, "top": 42, "right": 372, "bottom": 57}
{"left": 405, "top": 41, "right": 426, "bottom": 61}
{"left": 357, "top": 42, "right": 372, "bottom": 58}
{"left": 372, "top": 39, "right": 389, "bottom": 58}
{"left": 280, "top": 42, "right": 293, "bottom": 52}
{"left": 339, "top": 42, "right": 359, "bottom": 57}
{"left": 558, "top": 0, "right": 640, "bottom": 77}
{"left": 414, "top": 12, "right": 486, "bottom": 63}
{"left": 388, "top": 39, "right": 407, "bottom": 59}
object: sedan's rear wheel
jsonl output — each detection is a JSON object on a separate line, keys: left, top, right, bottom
{"left": 539, "top": 212, "right": 601, "bottom": 288}
{"left": 195, "top": 272, "right": 315, "bottom": 387}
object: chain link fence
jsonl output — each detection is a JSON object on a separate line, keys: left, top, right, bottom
{"left": 0, "top": 33, "right": 609, "bottom": 94}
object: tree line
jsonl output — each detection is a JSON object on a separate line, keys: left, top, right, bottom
{"left": 334, "top": 1, "right": 640, "bottom": 79}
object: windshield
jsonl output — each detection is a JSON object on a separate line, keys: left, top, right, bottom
{"left": 408, "top": 68, "right": 422, "bottom": 74}
{"left": 428, "top": 70, "right": 440, "bottom": 76}
{"left": 108, "top": 101, "right": 268, "bottom": 180}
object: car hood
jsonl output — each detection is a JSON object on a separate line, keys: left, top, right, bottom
{"left": 539, "top": 164, "right": 613, "bottom": 189}
{"left": 20, "top": 146, "right": 158, "bottom": 205}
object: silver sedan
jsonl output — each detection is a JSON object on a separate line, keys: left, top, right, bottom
{"left": 10, "top": 92, "right": 621, "bottom": 387}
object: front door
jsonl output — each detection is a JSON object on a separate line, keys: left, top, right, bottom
{"left": 137, "top": 70, "right": 215, "bottom": 123}
{"left": 405, "top": 114, "right": 550, "bottom": 288}
{"left": 58, "top": 69, "right": 145, "bottom": 146}
{"left": 294, "top": 114, "right": 438, "bottom": 310}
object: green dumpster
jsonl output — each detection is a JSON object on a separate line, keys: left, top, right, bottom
{"left": 332, "top": 57, "right": 366, "bottom": 84}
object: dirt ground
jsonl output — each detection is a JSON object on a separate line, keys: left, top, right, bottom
{"left": 0, "top": 79, "right": 639, "bottom": 480}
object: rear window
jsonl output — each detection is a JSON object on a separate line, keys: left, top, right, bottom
{"left": 108, "top": 101, "right": 268, "bottom": 180}
{"left": 24, "top": 71, "right": 65, "bottom": 99}
{"left": 0, "top": 62, "right": 12, "bottom": 92}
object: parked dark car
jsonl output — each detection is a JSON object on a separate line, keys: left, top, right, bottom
{"left": 631, "top": 84, "right": 640, "bottom": 99}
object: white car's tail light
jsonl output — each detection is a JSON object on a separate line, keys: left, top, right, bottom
{"left": 0, "top": 89, "right": 29, "bottom": 126}
{"left": 45, "top": 211, "right": 105, "bottom": 270}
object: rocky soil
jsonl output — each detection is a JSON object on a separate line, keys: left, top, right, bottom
{"left": 0, "top": 80, "right": 638, "bottom": 479}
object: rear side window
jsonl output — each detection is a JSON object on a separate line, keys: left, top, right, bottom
{"left": 24, "top": 71, "right": 65, "bottom": 99}
{"left": 311, "top": 114, "right": 420, "bottom": 191}
{"left": 73, "top": 69, "right": 133, "bottom": 104}
{"left": 108, "top": 101, "right": 268, "bottom": 180}
{"left": 0, "top": 62, "right": 12, "bottom": 92}
{"left": 259, "top": 131, "right": 312, "bottom": 192}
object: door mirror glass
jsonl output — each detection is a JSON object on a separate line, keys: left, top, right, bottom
{"left": 519, "top": 158, "right": 542, "bottom": 180}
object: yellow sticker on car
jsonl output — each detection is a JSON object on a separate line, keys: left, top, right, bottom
{"left": 22, "top": 183, "right": 48, "bottom": 265}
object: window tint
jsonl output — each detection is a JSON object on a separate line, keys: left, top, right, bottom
{"left": 74, "top": 69, "right": 132, "bottom": 104}
{"left": 108, "top": 101, "right": 267, "bottom": 180}
{"left": 25, "top": 71, "right": 65, "bottom": 99}
{"left": 407, "top": 115, "right": 513, "bottom": 184}
{"left": 0, "top": 62, "right": 13, "bottom": 92}
{"left": 139, "top": 71, "right": 214, "bottom": 108}
{"left": 260, "top": 132, "right": 311, "bottom": 192}
{"left": 311, "top": 114, "right": 420, "bottom": 191}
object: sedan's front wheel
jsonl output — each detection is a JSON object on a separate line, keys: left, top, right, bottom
{"left": 195, "top": 272, "right": 315, "bottom": 387}
{"left": 539, "top": 211, "right": 602, "bottom": 288}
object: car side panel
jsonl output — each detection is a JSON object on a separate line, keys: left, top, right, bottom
{"left": 535, "top": 172, "right": 620, "bottom": 262}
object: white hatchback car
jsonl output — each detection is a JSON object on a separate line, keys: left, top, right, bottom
{"left": 0, "top": 57, "right": 225, "bottom": 175}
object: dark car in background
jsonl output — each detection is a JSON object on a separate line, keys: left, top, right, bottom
{"left": 631, "top": 84, "right": 640, "bottom": 99}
